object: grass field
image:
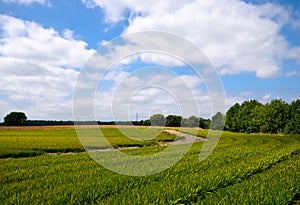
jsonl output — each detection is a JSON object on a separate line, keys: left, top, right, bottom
{"left": 0, "top": 126, "right": 300, "bottom": 204}
{"left": 0, "top": 126, "right": 175, "bottom": 158}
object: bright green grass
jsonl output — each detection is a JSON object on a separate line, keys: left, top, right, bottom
{"left": 0, "top": 128, "right": 299, "bottom": 204}
{"left": 0, "top": 129, "right": 83, "bottom": 158}
{"left": 180, "top": 128, "right": 208, "bottom": 138}
{"left": 0, "top": 127, "right": 175, "bottom": 158}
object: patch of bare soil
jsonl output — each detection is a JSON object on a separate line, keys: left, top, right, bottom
{"left": 164, "top": 130, "right": 207, "bottom": 145}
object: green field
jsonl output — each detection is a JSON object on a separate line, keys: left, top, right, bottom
{"left": 0, "top": 126, "right": 300, "bottom": 204}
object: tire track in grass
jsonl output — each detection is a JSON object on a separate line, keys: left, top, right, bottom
{"left": 289, "top": 193, "right": 300, "bottom": 205}
{"left": 173, "top": 148, "right": 300, "bottom": 204}
{"left": 199, "top": 153, "right": 300, "bottom": 204}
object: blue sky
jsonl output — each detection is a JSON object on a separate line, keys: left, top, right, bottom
{"left": 0, "top": 0, "right": 299, "bottom": 121}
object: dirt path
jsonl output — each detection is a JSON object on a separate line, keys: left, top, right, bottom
{"left": 164, "top": 130, "right": 207, "bottom": 145}
{"left": 55, "top": 130, "right": 207, "bottom": 154}
{"left": 1, "top": 130, "right": 207, "bottom": 159}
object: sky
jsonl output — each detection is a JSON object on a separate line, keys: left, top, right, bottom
{"left": 0, "top": 0, "right": 299, "bottom": 121}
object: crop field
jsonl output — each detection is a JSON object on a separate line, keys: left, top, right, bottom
{"left": 0, "top": 126, "right": 300, "bottom": 204}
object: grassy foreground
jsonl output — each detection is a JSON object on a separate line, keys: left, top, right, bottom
{"left": 0, "top": 126, "right": 299, "bottom": 204}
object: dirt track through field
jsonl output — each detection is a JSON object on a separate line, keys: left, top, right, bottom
{"left": 84, "top": 130, "right": 206, "bottom": 153}
{"left": 47, "top": 130, "right": 207, "bottom": 155}
{"left": 164, "top": 130, "right": 207, "bottom": 145}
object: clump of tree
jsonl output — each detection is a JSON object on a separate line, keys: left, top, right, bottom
{"left": 27, "top": 120, "right": 74, "bottom": 126}
{"left": 4, "top": 112, "right": 27, "bottom": 126}
{"left": 166, "top": 115, "right": 182, "bottom": 127}
{"left": 145, "top": 114, "right": 210, "bottom": 128}
{"left": 150, "top": 114, "right": 166, "bottom": 126}
{"left": 225, "top": 99, "right": 300, "bottom": 134}
{"left": 284, "top": 99, "right": 300, "bottom": 134}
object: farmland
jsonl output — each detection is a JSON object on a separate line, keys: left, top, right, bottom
{"left": 0, "top": 126, "right": 300, "bottom": 204}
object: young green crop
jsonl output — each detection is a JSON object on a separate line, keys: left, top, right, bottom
{"left": 0, "top": 127, "right": 299, "bottom": 204}
{"left": 0, "top": 127, "right": 176, "bottom": 158}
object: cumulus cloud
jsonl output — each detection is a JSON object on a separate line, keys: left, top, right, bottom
{"left": 73, "top": 30, "right": 225, "bottom": 121}
{"left": 0, "top": 15, "right": 95, "bottom": 119}
{"left": 87, "top": 62, "right": 214, "bottom": 121}
{"left": 83, "top": 0, "right": 300, "bottom": 79}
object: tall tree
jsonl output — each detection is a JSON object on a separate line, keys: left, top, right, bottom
{"left": 150, "top": 114, "right": 165, "bottom": 126}
{"left": 285, "top": 99, "right": 300, "bottom": 134}
{"left": 199, "top": 117, "right": 211, "bottom": 129}
{"left": 261, "top": 99, "right": 290, "bottom": 133}
{"left": 238, "top": 100, "right": 263, "bottom": 133}
{"left": 225, "top": 103, "right": 240, "bottom": 132}
{"left": 247, "top": 104, "right": 265, "bottom": 133}
{"left": 166, "top": 115, "right": 182, "bottom": 127}
{"left": 4, "top": 112, "right": 27, "bottom": 126}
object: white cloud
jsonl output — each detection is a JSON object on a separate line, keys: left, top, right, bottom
{"left": 0, "top": 15, "right": 95, "bottom": 119}
{"left": 287, "top": 47, "right": 300, "bottom": 64}
{"left": 1, "top": 0, "right": 51, "bottom": 6}
{"left": 84, "top": 0, "right": 300, "bottom": 79}
{"left": 285, "top": 71, "right": 297, "bottom": 77}
{"left": 139, "top": 53, "right": 184, "bottom": 67}
{"left": 90, "top": 63, "right": 212, "bottom": 121}
{"left": 74, "top": 32, "right": 225, "bottom": 121}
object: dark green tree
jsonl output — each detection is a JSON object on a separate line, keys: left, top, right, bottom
{"left": 166, "top": 115, "right": 182, "bottom": 127}
{"left": 238, "top": 100, "right": 263, "bottom": 133}
{"left": 211, "top": 112, "right": 225, "bottom": 130}
{"left": 247, "top": 104, "right": 265, "bottom": 133}
{"left": 142, "top": 119, "right": 151, "bottom": 126}
{"left": 261, "top": 99, "right": 290, "bottom": 133}
{"left": 4, "top": 112, "right": 27, "bottom": 126}
{"left": 285, "top": 99, "right": 300, "bottom": 134}
{"left": 199, "top": 117, "right": 211, "bottom": 129}
{"left": 225, "top": 103, "right": 240, "bottom": 132}
{"left": 150, "top": 114, "right": 165, "bottom": 126}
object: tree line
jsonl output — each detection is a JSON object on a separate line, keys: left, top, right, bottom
{"left": 2, "top": 98, "right": 299, "bottom": 134}
{"left": 143, "top": 98, "right": 300, "bottom": 134}
{"left": 1, "top": 112, "right": 212, "bottom": 129}
{"left": 221, "top": 99, "right": 300, "bottom": 134}
{"left": 142, "top": 114, "right": 211, "bottom": 129}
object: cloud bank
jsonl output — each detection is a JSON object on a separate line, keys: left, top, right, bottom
{"left": 83, "top": 0, "right": 300, "bottom": 78}
{"left": 0, "top": 15, "right": 94, "bottom": 119}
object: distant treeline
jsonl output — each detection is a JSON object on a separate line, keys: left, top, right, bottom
{"left": 1, "top": 98, "right": 299, "bottom": 134}
{"left": 0, "top": 117, "right": 211, "bottom": 129}
{"left": 24, "top": 120, "right": 145, "bottom": 126}
{"left": 142, "top": 114, "right": 211, "bottom": 129}
{"left": 26, "top": 120, "right": 74, "bottom": 126}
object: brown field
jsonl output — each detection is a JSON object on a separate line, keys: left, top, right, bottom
{"left": 0, "top": 125, "right": 151, "bottom": 130}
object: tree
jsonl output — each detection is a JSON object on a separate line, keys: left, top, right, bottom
{"left": 247, "top": 104, "right": 265, "bottom": 133}
{"left": 4, "top": 112, "right": 27, "bottom": 126}
{"left": 225, "top": 103, "right": 240, "bottom": 132}
{"left": 150, "top": 114, "right": 165, "bottom": 126}
{"left": 199, "top": 117, "right": 211, "bottom": 129}
{"left": 142, "top": 119, "right": 151, "bottom": 126}
{"left": 238, "top": 100, "right": 263, "bottom": 133}
{"left": 166, "top": 115, "right": 182, "bottom": 127}
{"left": 183, "top": 116, "right": 199, "bottom": 127}
{"left": 211, "top": 112, "right": 225, "bottom": 130}
{"left": 261, "top": 99, "right": 290, "bottom": 133}
{"left": 285, "top": 99, "right": 300, "bottom": 134}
